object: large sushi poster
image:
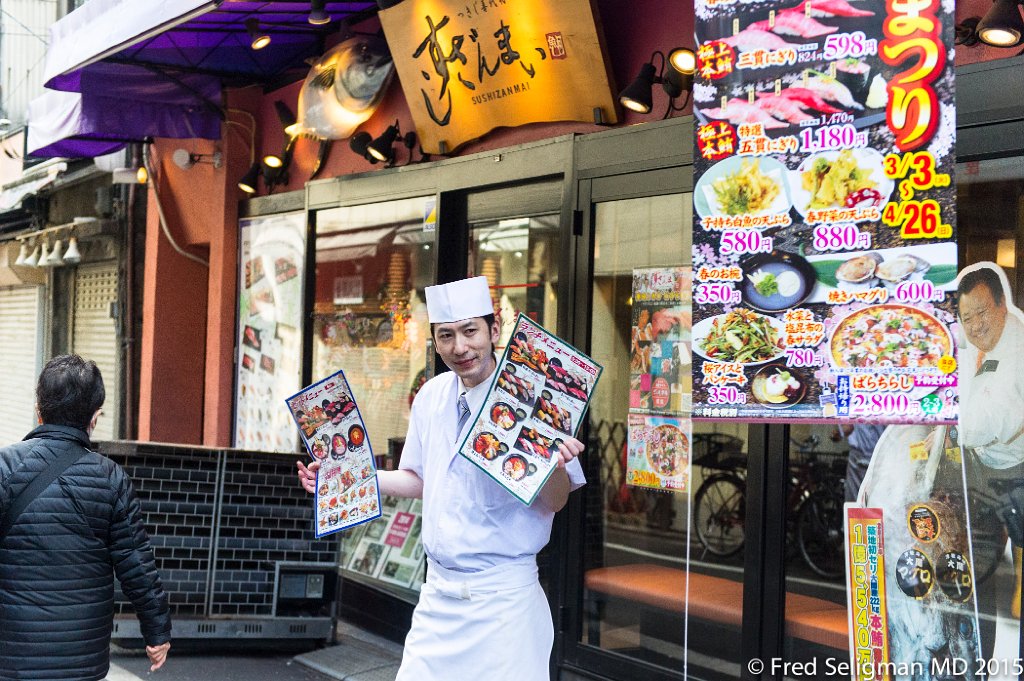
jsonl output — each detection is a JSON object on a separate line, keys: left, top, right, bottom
{"left": 691, "top": 0, "right": 958, "bottom": 423}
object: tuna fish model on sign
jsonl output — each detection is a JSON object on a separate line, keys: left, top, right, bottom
{"left": 291, "top": 34, "right": 395, "bottom": 141}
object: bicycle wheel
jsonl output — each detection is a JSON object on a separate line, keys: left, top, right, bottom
{"left": 797, "top": 490, "right": 845, "bottom": 578}
{"left": 693, "top": 474, "right": 746, "bottom": 557}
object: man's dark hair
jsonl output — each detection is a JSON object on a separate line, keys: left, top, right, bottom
{"left": 957, "top": 267, "right": 1005, "bottom": 306}
{"left": 36, "top": 354, "right": 105, "bottom": 431}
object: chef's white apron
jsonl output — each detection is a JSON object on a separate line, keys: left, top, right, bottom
{"left": 396, "top": 557, "right": 553, "bottom": 681}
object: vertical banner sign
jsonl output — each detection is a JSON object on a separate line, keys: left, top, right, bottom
{"left": 235, "top": 212, "right": 306, "bottom": 451}
{"left": 626, "top": 267, "right": 693, "bottom": 492}
{"left": 845, "top": 506, "right": 890, "bottom": 681}
{"left": 378, "top": 0, "right": 617, "bottom": 154}
{"left": 691, "top": 0, "right": 958, "bottom": 423}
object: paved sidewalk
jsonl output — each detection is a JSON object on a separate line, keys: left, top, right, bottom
{"left": 292, "top": 621, "right": 403, "bottom": 681}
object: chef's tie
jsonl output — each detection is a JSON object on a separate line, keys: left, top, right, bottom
{"left": 975, "top": 350, "right": 986, "bottom": 375}
{"left": 456, "top": 393, "right": 471, "bottom": 439}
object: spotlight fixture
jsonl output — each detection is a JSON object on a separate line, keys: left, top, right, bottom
{"left": 238, "top": 162, "right": 261, "bottom": 194}
{"left": 351, "top": 122, "right": 420, "bottom": 167}
{"left": 978, "top": 0, "right": 1024, "bottom": 46}
{"left": 263, "top": 153, "right": 284, "bottom": 168}
{"left": 367, "top": 123, "right": 401, "bottom": 163}
{"left": 246, "top": 18, "right": 271, "bottom": 50}
{"left": 172, "top": 148, "right": 223, "bottom": 170}
{"left": 309, "top": 0, "right": 331, "bottom": 25}
{"left": 111, "top": 166, "right": 149, "bottom": 184}
{"left": 619, "top": 48, "right": 697, "bottom": 118}
{"left": 349, "top": 131, "right": 378, "bottom": 164}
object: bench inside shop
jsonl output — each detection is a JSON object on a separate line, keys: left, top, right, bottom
{"left": 98, "top": 441, "right": 340, "bottom": 648}
{"left": 584, "top": 564, "right": 848, "bottom": 662}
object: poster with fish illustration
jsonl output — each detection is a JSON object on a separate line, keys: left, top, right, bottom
{"left": 853, "top": 424, "right": 984, "bottom": 680}
{"left": 458, "top": 314, "right": 602, "bottom": 505}
{"left": 691, "top": 0, "right": 958, "bottom": 423}
{"left": 285, "top": 369, "right": 382, "bottom": 538}
{"left": 235, "top": 212, "right": 306, "bottom": 451}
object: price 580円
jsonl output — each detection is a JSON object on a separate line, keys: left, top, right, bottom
{"left": 882, "top": 200, "right": 952, "bottom": 240}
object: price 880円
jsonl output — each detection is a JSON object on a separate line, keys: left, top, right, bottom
{"left": 882, "top": 200, "right": 952, "bottom": 240}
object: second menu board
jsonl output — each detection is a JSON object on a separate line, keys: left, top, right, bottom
{"left": 458, "top": 314, "right": 602, "bottom": 505}
{"left": 691, "top": 0, "right": 957, "bottom": 423}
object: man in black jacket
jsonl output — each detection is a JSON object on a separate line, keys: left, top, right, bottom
{"left": 0, "top": 355, "right": 171, "bottom": 680}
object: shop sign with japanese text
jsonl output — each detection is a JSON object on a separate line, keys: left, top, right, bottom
{"left": 690, "top": 0, "right": 957, "bottom": 423}
{"left": 379, "top": 0, "right": 617, "bottom": 153}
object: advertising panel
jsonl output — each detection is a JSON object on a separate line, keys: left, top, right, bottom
{"left": 235, "top": 212, "right": 306, "bottom": 451}
{"left": 691, "top": 0, "right": 957, "bottom": 423}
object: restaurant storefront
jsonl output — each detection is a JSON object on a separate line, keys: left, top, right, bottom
{"left": 22, "top": 0, "right": 1024, "bottom": 677}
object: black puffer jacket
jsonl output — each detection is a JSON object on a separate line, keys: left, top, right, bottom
{"left": 0, "top": 425, "right": 171, "bottom": 681}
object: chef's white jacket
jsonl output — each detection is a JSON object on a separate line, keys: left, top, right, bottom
{"left": 399, "top": 362, "right": 587, "bottom": 571}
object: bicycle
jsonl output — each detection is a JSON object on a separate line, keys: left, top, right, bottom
{"left": 790, "top": 436, "right": 847, "bottom": 579}
{"left": 691, "top": 433, "right": 848, "bottom": 578}
{"left": 691, "top": 433, "right": 747, "bottom": 557}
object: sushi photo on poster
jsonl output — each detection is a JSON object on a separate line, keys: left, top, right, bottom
{"left": 690, "top": 0, "right": 959, "bottom": 425}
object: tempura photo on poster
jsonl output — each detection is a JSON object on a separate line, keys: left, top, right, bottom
{"left": 285, "top": 369, "right": 382, "bottom": 537}
{"left": 458, "top": 314, "right": 602, "bottom": 505}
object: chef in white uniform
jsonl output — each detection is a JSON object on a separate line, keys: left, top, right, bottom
{"left": 298, "top": 276, "right": 586, "bottom": 681}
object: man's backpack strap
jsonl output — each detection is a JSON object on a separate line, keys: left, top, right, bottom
{"left": 0, "top": 448, "right": 84, "bottom": 540}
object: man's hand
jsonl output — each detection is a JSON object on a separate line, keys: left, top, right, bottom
{"left": 296, "top": 460, "right": 320, "bottom": 494}
{"left": 146, "top": 642, "right": 170, "bottom": 671}
{"left": 554, "top": 436, "right": 584, "bottom": 470}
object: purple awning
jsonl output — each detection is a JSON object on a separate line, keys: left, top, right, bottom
{"left": 36, "top": 0, "right": 379, "bottom": 157}
{"left": 45, "top": 0, "right": 379, "bottom": 92}
{"left": 28, "top": 83, "right": 222, "bottom": 158}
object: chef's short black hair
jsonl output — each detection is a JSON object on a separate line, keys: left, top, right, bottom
{"left": 958, "top": 267, "right": 1005, "bottom": 307}
{"left": 36, "top": 354, "right": 105, "bottom": 431}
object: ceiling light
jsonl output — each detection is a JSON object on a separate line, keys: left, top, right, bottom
{"left": 309, "top": 0, "right": 331, "bottom": 25}
{"left": 246, "top": 18, "right": 271, "bottom": 50}
{"left": 978, "top": 0, "right": 1024, "bottom": 46}
{"left": 136, "top": 166, "right": 148, "bottom": 183}
{"left": 238, "top": 162, "right": 261, "bottom": 193}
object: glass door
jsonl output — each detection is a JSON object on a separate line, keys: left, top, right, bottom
{"left": 567, "top": 170, "right": 756, "bottom": 681}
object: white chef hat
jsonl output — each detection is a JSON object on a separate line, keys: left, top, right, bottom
{"left": 424, "top": 276, "right": 493, "bottom": 323}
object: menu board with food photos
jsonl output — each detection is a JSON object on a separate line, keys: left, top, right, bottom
{"left": 286, "top": 369, "right": 382, "bottom": 538}
{"left": 235, "top": 212, "right": 306, "bottom": 451}
{"left": 459, "top": 314, "right": 602, "bottom": 505}
{"left": 626, "top": 267, "right": 692, "bottom": 492}
{"left": 691, "top": 0, "right": 958, "bottom": 423}
{"left": 341, "top": 496, "right": 425, "bottom": 592}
